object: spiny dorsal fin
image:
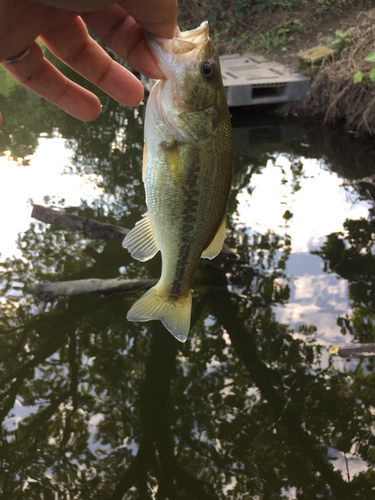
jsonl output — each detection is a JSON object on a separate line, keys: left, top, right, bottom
{"left": 201, "top": 215, "right": 226, "bottom": 260}
{"left": 122, "top": 212, "right": 160, "bottom": 262}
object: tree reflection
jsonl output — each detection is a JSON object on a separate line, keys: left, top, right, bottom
{"left": 2, "top": 217, "right": 375, "bottom": 498}
{"left": 1, "top": 79, "right": 375, "bottom": 498}
{"left": 0, "top": 84, "right": 57, "bottom": 163}
{"left": 314, "top": 207, "right": 375, "bottom": 344}
{"left": 312, "top": 188, "right": 375, "bottom": 485}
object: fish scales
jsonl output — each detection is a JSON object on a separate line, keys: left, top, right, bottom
{"left": 147, "top": 121, "right": 232, "bottom": 296}
{"left": 123, "top": 22, "right": 233, "bottom": 342}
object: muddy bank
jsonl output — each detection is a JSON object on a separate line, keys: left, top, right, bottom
{"left": 280, "top": 10, "right": 375, "bottom": 137}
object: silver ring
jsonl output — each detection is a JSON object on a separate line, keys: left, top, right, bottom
{"left": 3, "top": 47, "right": 31, "bottom": 64}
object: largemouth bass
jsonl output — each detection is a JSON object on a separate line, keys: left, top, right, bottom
{"left": 123, "top": 21, "right": 233, "bottom": 342}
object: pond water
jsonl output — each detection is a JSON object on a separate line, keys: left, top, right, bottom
{"left": 1, "top": 67, "right": 375, "bottom": 499}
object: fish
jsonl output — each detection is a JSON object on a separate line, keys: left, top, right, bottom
{"left": 123, "top": 21, "right": 233, "bottom": 342}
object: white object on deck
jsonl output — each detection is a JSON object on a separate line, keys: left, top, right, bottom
{"left": 141, "top": 52, "right": 310, "bottom": 107}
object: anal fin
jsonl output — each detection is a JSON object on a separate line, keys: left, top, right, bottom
{"left": 201, "top": 215, "right": 226, "bottom": 260}
{"left": 122, "top": 212, "right": 160, "bottom": 262}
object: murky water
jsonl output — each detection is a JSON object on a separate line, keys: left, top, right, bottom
{"left": 1, "top": 67, "right": 375, "bottom": 499}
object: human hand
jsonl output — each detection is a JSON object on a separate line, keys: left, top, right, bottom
{"left": 0, "top": 0, "right": 178, "bottom": 123}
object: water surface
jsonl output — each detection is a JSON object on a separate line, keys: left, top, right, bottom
{"left": 0, "top": 71, "right": 374, "bottom": 499}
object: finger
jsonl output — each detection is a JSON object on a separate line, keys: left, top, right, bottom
{"left": 40, "top": 15, "right": 144, "bottom": 106}
{"left": 39, "top": 0, "right": 115, "bottom": 11}
{"left": 82, "top": 5, "right": 163, "bottom": 80}
{"left": 118, "top": 0, "right": 178, "bottom": 39}
{"left": 1, "top": 41, "right": 101, "bottom": 121}
{"left": 0, "top": 2, "right": 73, "bottom": 63}
{"left": 39, "top": 0, "right": 178, "bottom": 38}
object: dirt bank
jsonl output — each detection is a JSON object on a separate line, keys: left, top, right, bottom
{"left": 178, "top": 0, "right": 375, "bottom": 137}
{"left": 281, "top": 9, "right": 375, "bottom": 137}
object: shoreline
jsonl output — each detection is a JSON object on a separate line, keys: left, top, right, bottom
{"left": 178, "top": 1, "right": 375, "bottom": 138}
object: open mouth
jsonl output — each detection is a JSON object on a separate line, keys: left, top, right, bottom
{"left": 145, "top": 22, "right": 210, "bottom": 77}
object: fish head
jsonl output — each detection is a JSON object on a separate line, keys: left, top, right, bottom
{"left": 146, "top": 22, "right": 227, "bottom": 142}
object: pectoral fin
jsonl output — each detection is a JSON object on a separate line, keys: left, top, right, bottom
{"left": 122, "top": 212, "right": 160, "bottom": 262}
{"left": 201, "top": 216, "right": 226, "bottom": 260}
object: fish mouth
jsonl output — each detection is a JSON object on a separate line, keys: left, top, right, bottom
{"left": 176, "top": 21, "right": 209, "bottom": 44}
{"left": 145, "top": 21, "right": 210, "bottom": 79}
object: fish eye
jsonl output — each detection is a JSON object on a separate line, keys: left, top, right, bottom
{"left": 201, "top": 60, "right": 216, "bottom": 81}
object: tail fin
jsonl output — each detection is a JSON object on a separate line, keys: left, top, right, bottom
{"left": 127, "top": 285, "right": 192, "bottom": 342}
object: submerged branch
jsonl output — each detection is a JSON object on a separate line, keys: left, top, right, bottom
{"left": 329, "top": 343, "right": 375, "bottom": 358}
{"left": 31, "top": 204, "right": 129, "bottom": 241}
{"left": 31, "top": 204, "right": 237, "bottom": 258}
{"left": 27, "top": 278, "right": 158, "bottom": 302}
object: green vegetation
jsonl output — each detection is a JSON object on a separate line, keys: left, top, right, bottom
{"left": 286, "top": 8, "right": 375, "bottom": 137}
{"left": 316, "top": 0, "right": 358, "bottom": 16}
{"left": 179, "top": 0, "right": 307, "bottom": 30}
{"left": 179, "top": 0, "right": 365, "bottom": 58}
{"left": 0, "top": 69, "right": 19, "bottom": 98}
{"left": 250, "top": 20, "right": 305, "bottom": 53}
{"left": 233, "top": 0, "right": 301, "bottom": 16}
{"left": 354, "top": 51, "right": 375, "bottom": 83}
{"left": 251, "top": 27, "right": 293, "bottom": 53}
{"left": 324, "top": 27, "right": 353, "bottom": 54}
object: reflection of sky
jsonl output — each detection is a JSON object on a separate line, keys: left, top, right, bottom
{"left": 236, "top": 154, "right": 370, "bottom": 252}
{"left": 235, "top": 155, "right": 371, "bottom": 482}
{"left": 235, "top": 153, "right": 371, "bottom": 351}
{"left": 276, "top": 252, "right": 351, "bottom": 343}
{"left": 0, "top": 135, "right": 104, "bottom": 259}
{"left": 2, "top": 145, "right": 371, "bottom": 351}
{"left": 329, "top": 446, "right": 369, "bottom": 482}
{"left": 3, "top": 399, "right": 40, "bottom": 434}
